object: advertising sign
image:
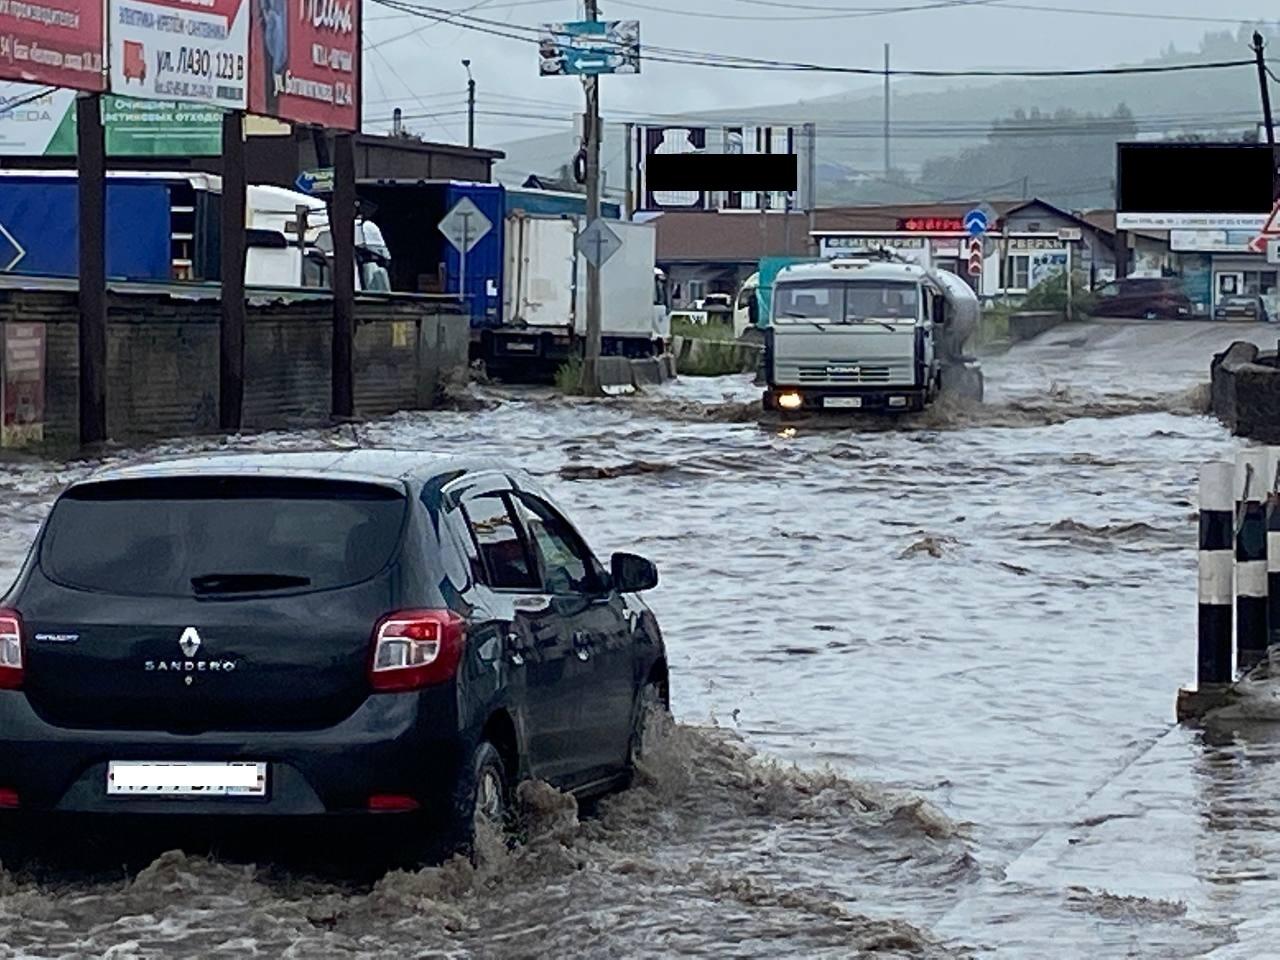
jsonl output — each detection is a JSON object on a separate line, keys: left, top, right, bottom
{"left": 0, "top": 85, "right": 221, "bottom": 156}
{"left": 0, "top": 0, "right": 104, "bottom": 91}
{"left": 248, "top": 0, "right": 360, "bottom": 131}
{"left": 1, "top": 321, "right": 45, "bottom": 447}
{"left": 109, "top": 0, "right": 249, "bottom": 110}
{"left": 539, "top": 21, "right": 639, "bottom": 76}
{"left": 1116, "top": 143, "right": 1277, "bottom": 231}
{"left": 1170, "top": 229, "right": 1262, "bottom": 254}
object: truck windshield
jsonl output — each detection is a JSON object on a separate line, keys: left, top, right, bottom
{"left": 775, "top": 281, "right": 920, "bottom": 324}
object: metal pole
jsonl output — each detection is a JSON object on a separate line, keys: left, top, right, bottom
{"left": 220, "top": 111, "right": 246, "bottom": 432}
{"left": 331, "top": 133, "right": 356, "bottom": 420}
{"left": 624, "top": 122, "right": 634, "bottom": 219}
{"left": 76, "top": 93, "right": 107, "bottom": 447}
{"left": 1254, "top": 32, "right": 1275, "bottom": 149}
{"left": 580, "top": 0, "right": 603, "bottom": 395}
{"left": 459, "top": 219, "right": 469, "bottom": 311}
{"left": 1236, "top": 447, "right": 1271, "bottom": 673}
{"left": 1199, "top": 462, "right": 1235, "bottom": 687}
{"left": 883, "top": 43, "right": 890, "bottom": 177}
{"left": 1065, "top": 241, "right": 1074, "bottom": 324}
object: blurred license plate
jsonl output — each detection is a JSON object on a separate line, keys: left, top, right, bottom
{"left": 824, "top": 397, "right": 863, "bottom": 409}
{"left": 107, "top": 761, "right": 267, "bottom": 797}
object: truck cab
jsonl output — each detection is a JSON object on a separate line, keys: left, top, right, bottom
{"left": 763, "top": 258, "right": 945, "bottom": 414}
{"left": 733, "top": 272, "right": 760, "bottom": 340}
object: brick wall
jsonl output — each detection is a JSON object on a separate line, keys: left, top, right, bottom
{"left": 0, "top": 288, "right": 469, "bottom": 447}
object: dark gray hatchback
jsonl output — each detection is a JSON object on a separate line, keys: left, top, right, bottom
{"left": 0, "top": 450, "right": 668, "bottom": 859}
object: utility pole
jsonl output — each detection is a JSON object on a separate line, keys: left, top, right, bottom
{"left": 1254, "top": 32, "right": 1276, "bottom": 195}
{"left": 463, "top": 59, "right": 476, "bottom": 149}
{"left": 220, "top": 110, "right": 246, "bottom": 432}
{"left": 76, "top": 93, "right": 107, "bottom": 447}
{"left": 580, "top": 0, "right": 604, "bottom": 395}
{"left": 883, "top": 43, "right": 891, "bottom": 177}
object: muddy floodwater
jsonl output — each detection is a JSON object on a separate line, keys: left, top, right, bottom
{"left": 2, "top": 320, "right": 1280, "bottom": 958}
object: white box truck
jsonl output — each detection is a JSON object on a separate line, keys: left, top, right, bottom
{"left": 482, "top": 213, "right": 669, "bottom": 380}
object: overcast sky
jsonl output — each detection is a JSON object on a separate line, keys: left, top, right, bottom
{"left": 360, "top": 0, "right": 1278, "bottom": 147}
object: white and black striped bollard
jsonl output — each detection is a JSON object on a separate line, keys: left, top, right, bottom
{"left": 1236, "top": 448, "right": 1271, "bottom": 673}
{"left": 1198, "top": 462, "right": 1235, "bottom": 687}
{"left": 1268, "top": 448, "right": 1280, "bottom": 656}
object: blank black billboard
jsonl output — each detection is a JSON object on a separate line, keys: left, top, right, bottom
{"left": 645, "top": 153, "right": 798, "bottom": 193}
{"left": 1116, "top": 143, "right": 1277, "bottom": 214}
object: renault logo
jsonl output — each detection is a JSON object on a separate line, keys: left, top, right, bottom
{"left": 178, "top": 627, "right": 202, "bottom": 658}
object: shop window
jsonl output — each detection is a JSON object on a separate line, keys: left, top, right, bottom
{"left": 1243, "top": 271, "right": 1278, "bottom": 297}
{"left": 1001, "top": 255, "right": 1030, "bottom": 291}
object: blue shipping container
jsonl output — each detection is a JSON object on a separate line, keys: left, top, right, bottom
{"left": 443, "top": 182, "right": 505, "bottom": 327}
{"left": 0, "top": 177, "right": 172, "bottom": 281}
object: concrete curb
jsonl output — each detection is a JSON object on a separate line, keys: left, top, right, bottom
{"left": 670, "top": 336, "right": 763, "bottom": 376}
{"left": 1210, "top": 341, "right": 1280, "bottom": 442}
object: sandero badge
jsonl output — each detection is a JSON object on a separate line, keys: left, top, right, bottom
{"left": 0, "top": 450, "right": 670, "bottom": 865}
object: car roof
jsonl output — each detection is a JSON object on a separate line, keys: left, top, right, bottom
{"left": 74, "top": 449, "right": 513, "bottom": 490}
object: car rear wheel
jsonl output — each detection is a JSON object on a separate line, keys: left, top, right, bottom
{"left": 437, "top": 740, "right": 511, "bottom": 863}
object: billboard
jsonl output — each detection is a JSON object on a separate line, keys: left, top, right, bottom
{"left": 1116, "top": 143, "right": 1278, "bottom": 230}
{"left": 0, "top": 85, "right": 221, "bottom": 156}
{"left": 248, "top": 0, "right": 360, "bottom": 131}
{"left": 0, "top": 0, "right": 105, "bottom": 91}
{"left": 539, "top": 21, "right": 639, "bottom": 76}
{"left": 108, "top": 0, "right": 249, "bottom": 109}
{"left": 1169, "top": 229, "right": 1260, "bottom": 253}
{"left": 635, "top": 124, "right": 814, "bottom": 213}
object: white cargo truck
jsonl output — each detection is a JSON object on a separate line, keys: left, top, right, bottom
{"left": 484, "top": 213, "right": 669, "bottom": 380}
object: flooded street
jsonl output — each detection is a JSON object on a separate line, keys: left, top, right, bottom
{"left": 2, "top": 319, "right": 1279, "bottom": 958}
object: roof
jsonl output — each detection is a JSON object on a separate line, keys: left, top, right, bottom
{"left": 775, "top": 259, "right": 934, "bottom": 285}
{"left": 80, "top": 450, "right": 504, "bottom": 487}
{"left": 812, "top": 200, "right": 1028, "bottom": 233}
{"left": 654, "top": 209, "right": 813, "bottom": 263}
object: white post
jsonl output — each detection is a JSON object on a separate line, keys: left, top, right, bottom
{"left": 1199, "top": 462, "right": 1235, "bottom": 686}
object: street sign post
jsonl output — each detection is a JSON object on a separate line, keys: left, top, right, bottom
{"left": 438, "top": 197, "right": 493, "bottom": 311}
{"left": 967, "top": 238, "right": 983, "bottom": 277}
{"left": 964, "top": 208, "right": 989, "bottom": 238}
{"left": 295, "top": 168, "right": 335, "bottom": 195}
{"left": 576, "top": 218, "right": 622, "bottom": 268}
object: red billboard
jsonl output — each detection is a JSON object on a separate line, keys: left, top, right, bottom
{"left": 0, "top": 0, "right": 106, "bottom": 91}
{"left": 248, "top": 0, "right": 359, "bottom": 131}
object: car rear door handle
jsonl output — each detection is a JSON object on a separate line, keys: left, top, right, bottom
{"left": 572, "top": 631, "right": 592, "bottom": 661}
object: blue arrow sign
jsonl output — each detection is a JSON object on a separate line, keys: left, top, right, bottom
{"left": 295, "top": 168, "right": 335, "bottom": 195}
{"left": 964, "top": 208, "right": 989, "bottom": 237}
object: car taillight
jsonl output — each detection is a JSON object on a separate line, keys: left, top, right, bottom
{"left": 369, "top": 610, "right": 465, "bottom": 693}
{"left": 0, "top": 609, "right": 22, "bottom": 690}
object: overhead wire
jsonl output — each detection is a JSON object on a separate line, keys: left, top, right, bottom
{"left": 369, "top": 0, "right": 1259, "bottom": 77}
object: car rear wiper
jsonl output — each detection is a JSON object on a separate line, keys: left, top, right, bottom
{"left": 191, "top": 573, "right": 313, "bottom": 595}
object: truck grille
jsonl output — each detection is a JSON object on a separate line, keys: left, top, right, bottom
{"left": 797, "top": 363, "right": 895, "bottom": 384}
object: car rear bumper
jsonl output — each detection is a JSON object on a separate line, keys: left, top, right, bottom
{"left": 0, "top": 689, "right": 466, "bottom": 818}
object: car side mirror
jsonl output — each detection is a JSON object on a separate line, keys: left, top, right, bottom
{"left": 611, "top": 552, "right": 658, "bottom": 593}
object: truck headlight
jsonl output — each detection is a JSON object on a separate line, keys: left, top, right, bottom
{"left": 888, "top": 396, "right": 908, "bottom": 408}
{"left": 777, "top": 392, "right": 803, "bottom": 410}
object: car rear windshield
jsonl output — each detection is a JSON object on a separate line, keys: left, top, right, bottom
{"left": 40, "top": 475, "right": 408, "bottom": 597}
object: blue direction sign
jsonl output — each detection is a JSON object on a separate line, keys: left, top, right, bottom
{"left": 295, "top": 168, "right": 335, "bottom": 195}
{"left": 964, "top": 208, "right": 989, "bottom": 237}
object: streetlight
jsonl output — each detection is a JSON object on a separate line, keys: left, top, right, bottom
{"left": 461, "top": 59, "right": 475, "bottom": 149}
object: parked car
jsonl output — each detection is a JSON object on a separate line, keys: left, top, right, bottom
{"left": 1090, "top": 277, "right": 1193, "bottom": 320}
{"left": 1214, "top": 295, "right": 1268, "bottom": 322}
{"left": 0, "top": 451, "right": 669, "bottom": 862}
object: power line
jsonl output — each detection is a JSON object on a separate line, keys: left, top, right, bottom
{"left": 370, "top": 0, "right": 1259, "bottom": 77}
{"left": 721, "top": 0, "right": 1274, "bottom": 24}
{"left": 609, "top": 0, "right": 1003, "bottom": 22}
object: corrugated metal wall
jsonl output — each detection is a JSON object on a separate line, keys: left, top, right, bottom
{"left": 0, "top": 290, "right": 469, "bottom": 447}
